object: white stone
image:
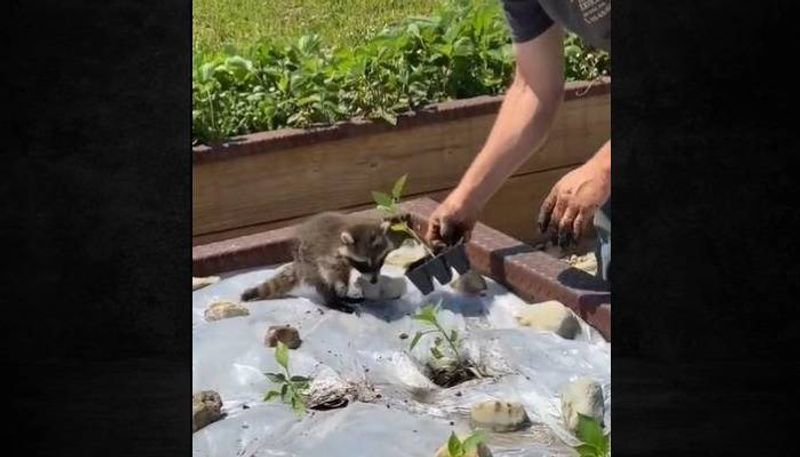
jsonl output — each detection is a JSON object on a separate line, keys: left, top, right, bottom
{"left": 565, "top": 253, "right": 598, "bottom": 276}
{"left": 204, "top": 300, "right": 250, "bottom": 321}
{"left": 385, "top": 240, "right": 428, "bottom": 269}
{"left": 515, "top": 300, "right": 580, "bottom": 339}
{"left": 560, "top": 377, "right": 605, "bottom": 433}
{"left": 356, "top": 275, "right": 407, "bottom": 300}
{"left": 451, "top": 270, "right": 487, "bottom": 295}
{"left": 193, "top": 276, "right": 220, "bottom": 291}
{"left": 470, "top": 400, "right": 531, "bottom": 432}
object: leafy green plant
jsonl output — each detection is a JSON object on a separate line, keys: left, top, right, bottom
{"left": 192, "top": 0, "right": 609, "bottom": 145}
{"left": 263, "top": 341, "right": 312, "bottom": 415}
{"left": 445, "top": 430, "right": 487, "bottom": 457}
{"left": 410, "top": 300, "right": 463, "bottom": 361}
{"left": 573, "top": 414, "right": 610, "bottom": 457}
{"left": 372, "top": 174, "right": 435, "bottom": 256}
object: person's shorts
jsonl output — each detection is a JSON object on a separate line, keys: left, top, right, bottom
{"left": 593, "top": 199, "right": 611, "bottom": 283}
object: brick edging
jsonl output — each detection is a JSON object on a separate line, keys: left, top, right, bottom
{"left": 193, "top": 79, "right": 610, "bottom": 164}
{"left": 192, "top": 198, "right": 611, "bottom": 340}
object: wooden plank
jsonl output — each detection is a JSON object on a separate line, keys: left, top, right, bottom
{"left": 193, "top": 94, "right": 609, "bottom": 236}
{"left": 193, "top": 164, "right": 602, "bottom": 249}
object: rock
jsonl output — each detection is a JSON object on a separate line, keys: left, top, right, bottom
{"left": 193, "top": 276, "right": 220, "bottom": 291}
{"left": 204, "top": 300, "right": 250, "bottom": 321}
{"left": 306, "top": 375, "right": 378, "bottom": 411}
{"left": 560, "top": 377, "right": 605, "bottom": 433}
{"left": 451, "top": 270, "right": 487, "bottom": 295}
{"left": 192, "top": 390, "right": 223, "bottom": 432}
{"left": 470, "top": 400, "right": 531, "bottom": 432}
{"left": 356, "top": 275, "right": 407, "bottom": 300}
{"left": 265, "top": 324, "right": 301, "bottom": 349}
{"left": 565, "top": 253, "right": 598, "bottom": 276}
{"left": 385, "top": 240, "right": 428, "bottom": 269}
{"left": 434, "top": 436, "right": 493, "bottom": 457}
{"left": 515, "top": 300, "right": 580, "bottom": 339}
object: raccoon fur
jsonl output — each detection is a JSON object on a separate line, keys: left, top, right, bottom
{"left": 240, "top": 212, "right": 396, "bottom": 312}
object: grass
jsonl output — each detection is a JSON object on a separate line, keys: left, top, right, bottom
{"left": 194, "top": 0, "right": 441, "bottom": 53}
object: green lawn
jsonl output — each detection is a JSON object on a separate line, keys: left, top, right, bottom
{"left": 194, "top": 0, "right": 443, "bottom": 52}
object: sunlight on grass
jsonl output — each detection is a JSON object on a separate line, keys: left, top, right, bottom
{"left": 194, "top": 0, "right": 442, "bottom": 52}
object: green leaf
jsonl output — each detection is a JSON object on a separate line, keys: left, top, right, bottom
{"left": 430, "top": 346, "right": 444, "bottom": 359}
{"left": 275, "top": 341, "right": 290, "bottom": 370}
{"left": 412, "top": 304, "right": 439, "bottom": 325}
{"left": 390, "top": 223, "right": 408, "bottom": 232}
{"left": 372, "top": 191, "right": 394, "bottom": 208}
{"left": 392, "top": 174, "right": 408, "bottom": 199}
{"left": 576, "top": 414, "right": 604, "bottom": 448}
{"left": 574, "top": 443, "right": 600, "bottom": 457}
{"left": 449, "top": 329, "right": 459, "bottom": 344}
{"left": 290, "top": 375, "right": 310, "bottom": 382}
{"left": 409, "top": 331, "right": 424, "bottom": 351}
{"left": 447, "top": 431, "right": 463, "bottom": 457}
{"left": 265, "top": 372, "right": 287, "bottom": 383}
{"left": 379, "top": 110, "right": 398, "bottom": 125}
{"left": 263, "top": 390, "right": 280, "bottom": 402}
{"left": 461, "top": 431, "right": 486, "bottom": 453}
{"left": 280, "top": 383, "right": 290, "bottom": 402}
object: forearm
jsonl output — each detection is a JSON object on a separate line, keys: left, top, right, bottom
{"left": 450, "top": 79, "right": 561, "bottom": 209}
{"left": 587, "top": 140, "right": 610, "bottom": 177}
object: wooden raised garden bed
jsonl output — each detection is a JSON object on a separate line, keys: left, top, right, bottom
{"left": 193, "top": 79, "right": 610, "bottom": 246}
{"left": 192, "top": 197, "right": 611, "bottom": 341}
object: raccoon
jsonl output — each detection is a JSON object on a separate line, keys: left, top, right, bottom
{"left": 240, "top": 212, "right": 396, "bottom": 312}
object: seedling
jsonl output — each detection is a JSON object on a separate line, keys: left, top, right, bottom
{"left": 445, "top": 430, "right": 487, "bottom": 457}
{"left": 263, "top": 341, "right": 312, "bottom": 415}
{"left": 573, "top": 414, "right": 610, "bottom": 457}
{"left": 372, "top": 174, "right": 435, "bottom": 257}
{"left": 373, "top": 175, "right": 471, "bottom": 295}
{"left": 410, "top": 301, "right": 463, "bottom": 362}
{"left": 409, "top": 301, "right": 484, "bottom": 386}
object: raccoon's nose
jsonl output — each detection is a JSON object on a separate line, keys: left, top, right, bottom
{"left": 369, "top": 276, "right": 378, "bottom": 284}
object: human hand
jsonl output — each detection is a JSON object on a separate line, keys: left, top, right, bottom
{"left": 538, "top": 160, "right": 610, "bottom": 246}
{"left": 425, "top": 194, "right": 479, "bottom": 247}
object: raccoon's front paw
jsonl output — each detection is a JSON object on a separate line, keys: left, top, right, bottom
{"left": 241, "top": 287, "right": 259, "bottom": 302}
{"left": 333, "top": 281, "right": 349, "bottom": 297}
{"left": 348, "top": 283, "right": 364, "bottom": 300}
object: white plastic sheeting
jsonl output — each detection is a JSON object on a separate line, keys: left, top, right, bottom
{"left": 193, "top": 261, "right": 610, "bottom": 456}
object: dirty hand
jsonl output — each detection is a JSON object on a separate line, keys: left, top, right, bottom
{"left": 538, "top": 160, "right": 610, "bottom": 246}
{"left": 425, "top": 196, "right": 479, "bottom": 247}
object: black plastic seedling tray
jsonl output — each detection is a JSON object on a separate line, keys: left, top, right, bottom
{"left": 404, "top": 243, "right": 471, "bottom": 295}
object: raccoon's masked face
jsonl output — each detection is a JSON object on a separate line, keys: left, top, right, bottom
{"left": 340, "top": 221, "right": 393, "bottom": 284}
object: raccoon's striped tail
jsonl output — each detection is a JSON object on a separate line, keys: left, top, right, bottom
{"left": 241, "top": 263, "right": 298, "bottom": 302}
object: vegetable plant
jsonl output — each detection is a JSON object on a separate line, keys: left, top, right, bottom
{"left": 192, "top": 0, "right": 609, "bottom": 145}
{"left": 573, "top": 414, "right": 610, "bottom": 457}
{"left": 445, "top": 430, "right": 487, "bottom": 457}
{"left": 263, "top": 341, "right": 312, "bottom": 415}
{"left": 409, "top": 300, "right": 463, "bottom": 362}
{"left": 372, "top": 174, "right": 435, "bottom": 256}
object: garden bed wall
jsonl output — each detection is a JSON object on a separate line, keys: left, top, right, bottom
{"left": 193, "top": 79, "right": 609, "bottom": 246}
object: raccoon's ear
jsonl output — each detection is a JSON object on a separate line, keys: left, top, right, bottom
{"left": 340, "top": 231, "right": 355, "bottom": 244}
{"left": 379, "top": 220, "right": 391, "bottom": 233}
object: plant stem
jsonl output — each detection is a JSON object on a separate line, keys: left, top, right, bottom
{"left": 402, "top": 225, "right": 435, "bottom": 256}
{"left": 432, "top": 319, "right": 461, "bottom": 361}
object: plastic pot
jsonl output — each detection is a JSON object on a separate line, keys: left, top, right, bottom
{"left": 441, "top": 244, "right": 470, "bottom": 274}
{"left": 406, "top": 257, "right": 436, "bottom": 295}
{"left": 404, "top": 242, "right": 470, "bottom": 295}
